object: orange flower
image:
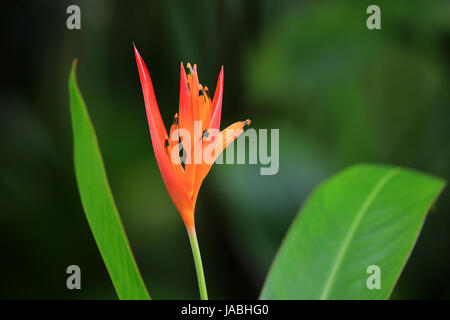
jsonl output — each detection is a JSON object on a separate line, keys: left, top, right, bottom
{"left": 134, "top": 46, "right": 250, "bottom": 230}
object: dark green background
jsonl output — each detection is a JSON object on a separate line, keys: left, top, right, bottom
{"left": 1, "top": 0, "right": 449, "bottom": 299}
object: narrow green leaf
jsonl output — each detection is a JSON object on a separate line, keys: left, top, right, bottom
{"left": 260, "top": 164, "right": 445, "bottom": 299}
{"left": 69, "top": 60, "right": 150, "bottom": 300}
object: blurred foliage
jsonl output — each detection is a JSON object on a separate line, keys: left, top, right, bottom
{"left": 0, "top": 0, "right": 449, "bottom": 299}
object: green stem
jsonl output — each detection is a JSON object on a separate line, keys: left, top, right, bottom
{"left": 187, "top": 227, "right": 208, "bottom": 300}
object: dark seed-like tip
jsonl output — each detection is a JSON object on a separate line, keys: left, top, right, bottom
{"left": 203, "top": 87, "right": 210, "bottom": 98}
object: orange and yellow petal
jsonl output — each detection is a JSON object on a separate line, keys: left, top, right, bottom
{"left": 192, "top": 119, "right": 251, "bottom": 204}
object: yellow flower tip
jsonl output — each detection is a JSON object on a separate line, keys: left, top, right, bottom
{"left": 199, "top": 84, "right": 206, "bottom": 98}
{"left": 186, "top": 63, "right": 194, "bottom": 75}
{"left": 203, "top": 86, "right": 210, "bottom": 99}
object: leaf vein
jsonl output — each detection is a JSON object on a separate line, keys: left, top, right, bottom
{"left": 319, "top": 168, "right": 400, "bottom": 299}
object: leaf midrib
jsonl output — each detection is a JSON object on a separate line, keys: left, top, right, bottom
{"left": 319, "top": 168, "right": 399, "bottom": 299}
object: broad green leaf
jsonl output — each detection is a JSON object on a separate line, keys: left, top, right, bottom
{"left": 69, "top": 60, "right": 150, "bottom": 300}
{"left": 260, "top": 164, "right": 445, "bottom": 299}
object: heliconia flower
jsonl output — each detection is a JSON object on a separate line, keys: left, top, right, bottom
{"left": 134, "top": 45, "right": 250, "bottom": 230}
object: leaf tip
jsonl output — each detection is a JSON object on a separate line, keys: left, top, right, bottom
{"left": 72, "top": 58, "right": 79, "bottom": 73}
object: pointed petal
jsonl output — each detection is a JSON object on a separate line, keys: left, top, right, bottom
{"left": 184, "top": 63, "right": 200, "bottom": 193}
{"left": 178, "top": 63, "right": 194, "bottom": 138}
{"left": 134, "top": 46, "right": 193, "bottom": 222}
{"left": 134, "top": 46, "right": 167, "bottom": 146}
{"left": 198, "top": 85, "right": 212, "bottom": 132}
{"left": 189, "top": 64, "right": 200, "bottom": 122}
{"left": 208, "top": 67, "right": 224, "bottom": 131}
{"left": 178, "top": 63, "right": 195, "bottom": 190}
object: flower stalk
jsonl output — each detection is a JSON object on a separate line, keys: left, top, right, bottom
{"left": 187, "top": 227, "right": 208, "bottom": 300}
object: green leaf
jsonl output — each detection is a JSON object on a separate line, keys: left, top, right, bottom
{"left": 69, "top": 60, "right": 150, "bottom": 300}
{"left": 260, "top": 164, "right": 445, "bottom": 300}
